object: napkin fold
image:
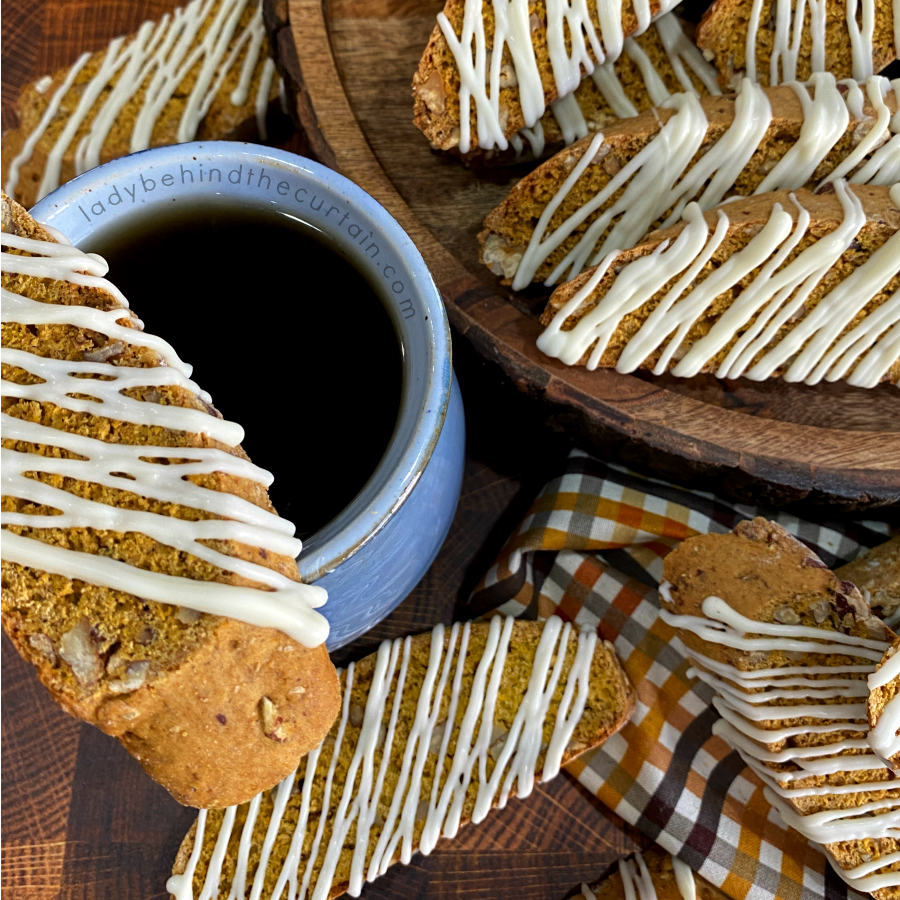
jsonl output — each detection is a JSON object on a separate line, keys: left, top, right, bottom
{"left": 469, "top": 449, "right": 893, "bottom": 900}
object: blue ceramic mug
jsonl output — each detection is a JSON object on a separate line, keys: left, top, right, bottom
{"left": 31, "top": 142, "right": 465, "bottom": 649}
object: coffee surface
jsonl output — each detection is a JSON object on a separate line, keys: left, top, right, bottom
{"left": 85, "top": 198, "right": 402, "bottom": 539}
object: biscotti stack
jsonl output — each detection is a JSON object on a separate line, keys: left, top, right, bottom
{"left": 869, "top": 636, "right": 900, "bottom": 775}
{"left": 660, "top": 517, "right": 900, "bottom": 897}
{"left": 1, "top": 192, "right": 340, "bottom": 807}
{"left": 535, "top": 181, "right": 900, "bottom": 387}
{"left": 168, "top": 615, "right": 635, "bottom": 899}
{"left": 2, "top": 0, "right": 282, "bottom": 209}
{"left": 576, "top": 848, "right": 730, "bottom": 900}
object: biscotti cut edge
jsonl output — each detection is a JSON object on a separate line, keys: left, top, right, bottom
{"left": 0, "top": 192, "right": 340, "bottom": 808}
{"left": 169, "top": 617, "right": 635, "bottom": 898}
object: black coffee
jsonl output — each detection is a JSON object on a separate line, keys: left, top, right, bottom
{"left": 85, "top": 198, "right": 403, "bottom": 539}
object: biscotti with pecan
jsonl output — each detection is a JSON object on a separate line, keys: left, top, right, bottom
{"left": 536, "top": 182, "right": 900, "bottom": 388}
{"left": 838, "top": 536, "right": 900, "bottom": 626}
{"left": 1, "top": 192, "right": 340, "bottom": 808}
{"left": 169, "top": 616, "right": 635, "bottom": 899}
{"left": 480, "top": 76, "right": 899, "bottom": 291}
{"left": 2, "top": 0, "right": 282, "bottom": 210}
{"left": 660, "top": 517, "right": 900, "bottom": 899}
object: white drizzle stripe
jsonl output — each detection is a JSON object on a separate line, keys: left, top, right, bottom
{"left": 4, "top": 0, "right": 271, "bottom": 203}
{"left": 671, "top": 857, "right": 697, "bottom": 900}
{"left": 1, "top": 531, "right": 328, "bottom": 645}
{"left": 2, "top": 222, "right": 329, "bottom": 647}
{"left": 740, "top": 0, "right": 896, "bottom": 85}
{"left": 438, "top": 0, "right": 680, "bottom": 153}
{"left": 165, "top": 615, "right": 600, "bottom": 900}
{"left": 1, "top": 347, "right": 243, "bottom": 445}
{"left": 662, "top": 577, "right": 900, "bottom": 892}
{"left": 0, "top": 414, "right": 291, "bottom": 533}
{"left": 510, "top": 74, "right": 900, "bottom": 289}
{"left": 868, "top": 645, "right": 900, "bottom": 760}
{"left": 515, "top": 14, "right": 722, "bottom": 157}
{"left": 537, "top": 180, "right": 900, "bottom": 387}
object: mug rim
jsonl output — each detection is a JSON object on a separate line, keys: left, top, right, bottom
{"left": 30, "top": 141, "right": 452, "bottom": 579}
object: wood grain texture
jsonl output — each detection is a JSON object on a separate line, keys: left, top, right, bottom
{"left": 268, "top": 0, "right": 900, "bottom": 511}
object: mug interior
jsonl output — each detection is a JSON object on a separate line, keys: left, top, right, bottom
{"left": 29, "top": 142, "right": 451, "bottom": 580}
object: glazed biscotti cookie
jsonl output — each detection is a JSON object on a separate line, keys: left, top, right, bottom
{"left": 168, "top": 616, "right": 635, "bottom": 899}
{"left": 1, "top": 193, "right": 340, "bottom": 808}
{"left": 537, "top": 182, "right": 900, "bottom": 387}
{"left": 660, "top": 518, "right": 900, "bottom": 899}
{"left": 576, "top": 848, "right": 730, "bottom": 900}
{"left": 472, "top": 13, "right": 721, "bottom": 163}
{"left": 838, "top": 536, "right": 900, "bottom": 626}
{"left": 412, "top": 0, "right": 681, "bottom": 154}
{"left": 3, "top": 0, "right": 282, "bottom": 210}
{"left": 480, "top": 74, "right": 900, "bottom": 290}
{"left": 868, "top": 636, "right": 900, "bottom": 774}
{"left": 696, "top": 0, "right": 897, "bottom": 89}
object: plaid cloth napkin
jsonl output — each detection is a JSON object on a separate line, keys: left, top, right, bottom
{"left": 468, "top": 449, "right": 895, "bottom": 900}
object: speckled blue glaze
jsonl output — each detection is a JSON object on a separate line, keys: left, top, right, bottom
{"left": 31, "top": 142, "right": 465, "bottom": 650}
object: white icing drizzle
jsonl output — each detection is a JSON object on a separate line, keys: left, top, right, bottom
{"left": 671, "top": 857, "right": 696, "bottom": 900}
{"left": 868, "top": 644, "right": 900, "bottom": 761}
{"left": 660, "top": 581, "right": 900, "bottom": 893}
{"left": 510, "top": 74, "right": 900, "bottom": 290}
{"left": 5, "top": 0, "right": 273, "bottom": 204}
{"left": 438, "top": 0, "right": 681, "bottom": 153}
{"left": 537, "top": 179, "right": 900, "bottom": 387}
{"left": 741, "top": 0, "right": 899, "bottom": 85}
{"left": 614, "top": 852, "right": 697, "bottom": 900}
{"left": 166, "top": 615, "right": 599, "bottom": 899}
{"left": 579, "top": 885, "right": 598, "bottom": 900}
{"left": 514, "top": 13, "right": 722, "bottom": 158}
{"left": 1, "top": 226, "right": 329, "bottom": 648}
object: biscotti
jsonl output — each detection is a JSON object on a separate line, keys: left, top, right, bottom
{"left": 576, "top": 848, "right": 730, "bottom": 900}
{"left": 696, "top": 0, "right": 898, "bottom": 89}
{"left": 838, "top": 537, "right": 900, "bottom": 627}
{"left": 2, "top": 0, "right": 282, "bottom": 210}
{"left": 412, "top": 0, "right": 680, "bottom": 153}
{"left": 660, "top": 517, "right": 900, "bottom": 899}
{"left": 0, "top": 192, "right": 340, "bottom": 808}
{"left": 474, "top": 13, "right": 721, "bottom": 164}
{"left": 537, "top": 181, "right": 900, "bottom": 387}
{"left": 168, "top": 615, "right": 635, "bottom": 899}
{"left": 480, "top": 75, "right": 900, "bottom": 290}
{"left": 868, "top": 636, "right": 900, "bottom": 774}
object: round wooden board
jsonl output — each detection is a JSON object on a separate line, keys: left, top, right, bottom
{"left": 266, "top": 0, "right": 900, "bottom": 510}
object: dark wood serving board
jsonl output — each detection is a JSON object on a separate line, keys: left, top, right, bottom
{"left": 267, "top": 0, "right": 900, "bottom": 510}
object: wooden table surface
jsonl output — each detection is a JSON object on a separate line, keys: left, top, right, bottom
{"left": 0, "top": 5, "right": 645, "bottom": 896}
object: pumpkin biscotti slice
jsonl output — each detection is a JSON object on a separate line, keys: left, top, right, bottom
{"left": 838, "top": 537, "right": 900, "bottom": 627}
{"left": 168, "top": 615, "right": 634, "bottom": 900}
{"left": 868, "top": 637, "right": 900, "bottom": 776}
{"left": 537, "top": 181, "right": 900, "bottom": 387}
{"left": 2, "top": 0, "right": 282, "bottom": 210}
{"left": 471, "top": 13, "right": 721, "bottom": 164}
{"left": 575, "top": 847, "right": 730, "bottom": 900}
{"left": 480, "top": 74, "right": 900, "bottom": 290}
{"left": 412, "top": 0, "right": 682, "bottom": 154}
{"left": 660, "top": 517, "right": 900, "bottom": 899}
{"left": 695, "top": 0, "right": 898, "bottom": 90}
{"left": 1, "top": 192, "right": 340, "bottom": 808}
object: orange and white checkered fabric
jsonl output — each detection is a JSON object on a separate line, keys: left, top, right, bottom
{"left": 469, "top": 449, "right": 894, "bottom": 900}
